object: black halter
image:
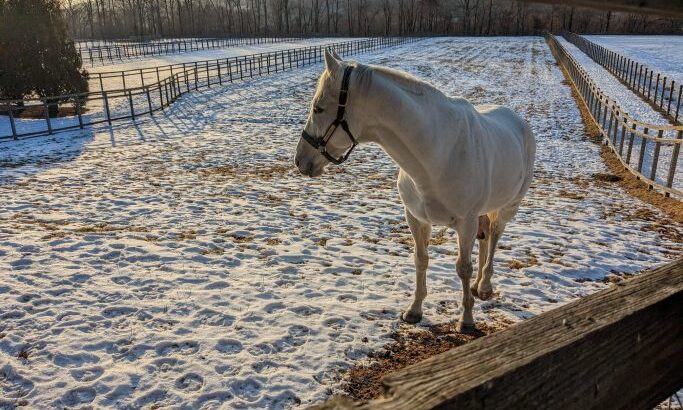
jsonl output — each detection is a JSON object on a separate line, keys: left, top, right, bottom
{"left": 301, "top": 65, "right": 357, "bottom": 165}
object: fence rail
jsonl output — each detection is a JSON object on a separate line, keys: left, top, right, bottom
{"left": 563, "top": 32, "right": 682, "bottom": 124}
{"left": 546, "top": 34, "right": 683, "bottom": 198}
{"left": 313, "top": 258, "right": 683, "bottom": 410}
{"left": 77, "top": 36, "right": 304, "bottom": 66}
{"left": 1, "top": 37, "right": 419, "bottom": 142}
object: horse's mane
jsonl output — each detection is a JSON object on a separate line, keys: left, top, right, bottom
{"left": 351, "top": 62, "right": 447, "bottom": 100}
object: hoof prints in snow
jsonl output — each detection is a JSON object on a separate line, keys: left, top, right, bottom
{"left": 0, "top": 37, "right": 680, "bottom": 409}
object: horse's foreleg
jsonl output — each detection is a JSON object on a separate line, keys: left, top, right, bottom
{"left": 401, "top": 209, "right": 431, "bottom": 324}
{"left": 455, "top": 216, "right": 477, "bottom": 333}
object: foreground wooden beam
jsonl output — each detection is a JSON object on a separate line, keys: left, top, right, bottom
{"left": 314, "top": 259, "right": 683, "bottom": 410}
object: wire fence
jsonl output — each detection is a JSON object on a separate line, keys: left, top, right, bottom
{"left": 546, "top": 34, "right": 683, "bottom": 198}
{"left": 1, "top": 37, "right": 419, "bottom": 142}
{"left": 562, "top": 32, "right": 682, "bottom": 124}
{"left": 77, "top": 36, "right": 305, "bottom": 66}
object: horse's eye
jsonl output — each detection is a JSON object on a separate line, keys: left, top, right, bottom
{"left": 313, "top": 106, "right": 324, "bottom": 114}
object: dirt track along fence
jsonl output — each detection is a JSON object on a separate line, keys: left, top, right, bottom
{"left": 0, "top": 37, "right": 419, "bottom": 142}
{"left": 562, "top": 32, "right": 682, "bottom": 124}
{"left": 546, "top": 34, "right": 683, "bottom": 198}
{"left": 77, "top": 37, "right": 304, "bottom": 66}
{"left": 313, "top": 258, "right": 683, "bottom": 410}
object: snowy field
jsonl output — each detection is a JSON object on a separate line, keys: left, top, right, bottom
{"left": 586, "top": 35, "right": 683, "bottom": 84}
{"left": 1, "top": 37, "right": 681, "bottom": 409}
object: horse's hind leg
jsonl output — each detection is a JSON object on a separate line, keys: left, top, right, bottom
{"left": 401, "top": 209, "right": 431, "bottom": 324}
{"left": 471, "top": 214, "right": 491, "bottom": 299}
{"left": 455, "top": 215, "right": 477, "bottom": 333}
{"left": 478, "top": 205, "right": 519, "bottom": 300}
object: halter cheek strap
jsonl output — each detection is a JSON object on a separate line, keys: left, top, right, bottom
{"left": 301, "top": 65, "right": 357, "bottom": 165}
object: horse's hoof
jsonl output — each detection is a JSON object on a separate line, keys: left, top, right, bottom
{"left": 470, "top": 286, "right": 479, "bottom": 299}
{"left": 401, "top": 311, "right": 422, "bottom": 324}
{"left": 478, "top": 288, "right": 493, "bottom": 301}
{"left": 456, "top": 322, "right": 476, "bottom": 333}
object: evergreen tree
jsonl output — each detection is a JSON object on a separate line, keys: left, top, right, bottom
{"left": 0, "top": 0, "right": 89, "bottom": 116}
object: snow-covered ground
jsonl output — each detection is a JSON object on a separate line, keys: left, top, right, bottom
{"left": 0, "top": 37, "right": 680, "bottom": 409}
{"left": 586, "top": 35, "right": 683, "bottom": 84}
{"left": 557, "top": 36, "right": 682, "bottom": 188}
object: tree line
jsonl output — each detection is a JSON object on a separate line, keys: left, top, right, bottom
{"left": 62, "top": 0, "right": 681, "bottom": 40}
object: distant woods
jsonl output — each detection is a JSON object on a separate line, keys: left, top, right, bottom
{"left": 62, "top": 0, "right": 681, "bottom": 40}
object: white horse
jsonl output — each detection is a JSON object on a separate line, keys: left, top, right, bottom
{"left": 295, "top": 49, "right": 535, "bottom": 332}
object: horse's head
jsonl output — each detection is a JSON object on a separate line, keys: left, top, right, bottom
{"left": 295, "top": 48, "right": 358, "bottom": 177}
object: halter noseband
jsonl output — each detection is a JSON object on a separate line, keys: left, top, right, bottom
{"left": 301, "top": 65, "right": 357, "bottom": 165}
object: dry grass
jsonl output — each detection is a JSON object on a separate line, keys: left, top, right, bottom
{"left": 73, "top": 223, "right": 148, "bottom": 234}
{"left": 558, "top": 189, "right": 586, "bottom": 200}
{"left": 507, "top": 250, "right": 540, "bottom": 270}
{"left": 201, "top": 247, "right": 224, "bottom": 255}
{"left": 177, "top": 230, "right": 197, "bottom": 240}
{"left": 200, "top": 164, "right": 295, "bottom": 181}
{"left": 231, "top": 233, "right": 254, "bottom": 243}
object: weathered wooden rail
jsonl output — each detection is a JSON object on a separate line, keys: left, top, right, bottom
{"left": 563, "top": 32, "right": 682, "bottom": 124}
{"left": 313, "top": 258, "right": 683, "bottom": 409}
{"left": 0, "top": 37, "right": 419, "bottom": 142}
{"left": 76, "top": 36, "right": 303, "bottom": 66}
{"left": 546, "top": 34, "right": 683, "bottom": 198}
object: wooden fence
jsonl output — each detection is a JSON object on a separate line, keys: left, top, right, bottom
{"left": 88, "top": 42, "right": 335, "bottom": 94}
{"left": 1, "top": 37, "right": 418, "bottom": 141}
{"left": 77, "top": 36, "right": 304, "bottom": 66}
{"left": 546, "top": 34, "right": 683, "bottom": 198}
{"left": 313, "top": 258, "right": 683, "bottom": 409}
{"left": 563, "top": 32, "right": 682, "bottom": 124}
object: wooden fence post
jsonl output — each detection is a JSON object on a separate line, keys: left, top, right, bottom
{"left": 44, "top": 101, "right": 53, "bottom": 134}
{"left": 146, "top": 87, "right": 153, "bottom": 114}
{"left": 76, "top": 97, "right": 84, "bottom": 129}
{"left": 649, "top": 129, "right": 663, "bottom": 188}
{"left": 103, "top": 92, "right": 112, "bottom": 125}
{"left": 637, "top": 127, "right": 649, "bottom": 174}
{"left": 665, "top": 130, "right": 682, "bottom": 196}
{"left": 676, "top": 85, "right": 682, "bottom": 123}
{"left": 128, "top": 90, "right": 135, "bottom": 120}
{"left": 626, "top": 123, "right": 636, "bottom": 166}
{"left": 7, "top": 102, "right": 18, "bottom": 140}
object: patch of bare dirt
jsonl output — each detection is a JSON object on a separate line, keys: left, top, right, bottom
{"left": 341, "top": 320, "right": 509, "bottom": 402}
{"left": 199, "top": 163, "right": 295, "bottom": 181}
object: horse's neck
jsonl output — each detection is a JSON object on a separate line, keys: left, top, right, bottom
{"left": 357, "top": 70, "right": 470, "bottom": 185}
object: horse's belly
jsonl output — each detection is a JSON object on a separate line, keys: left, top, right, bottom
{"left": 397, "top": 172, "right": 454, "bottom": 226}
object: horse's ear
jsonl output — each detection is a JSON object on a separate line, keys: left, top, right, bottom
{"left": 324, "top": 48, "right": 341, "bottom": 75}
{"left": 330, "top": 48, "right": 341, "bottom": 61}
